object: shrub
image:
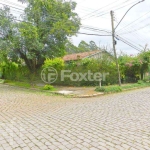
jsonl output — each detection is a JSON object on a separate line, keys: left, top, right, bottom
{"left": 43, "top": 58, "right": 64, "bottom": 71}
{"left": 95, "top": 86, "right": 122, "bottom": 93}
{"left": 43, "top": 84, "right": 55, "bottom": 91}
{"left": 95, "top": 87, "right": 105, "bottom": 92}
{"left": 60, "top": 59, "right": 117, "bottom": 86}
{"left": 137, "top": 80, "right": 145, "bottom": 84}
{"left": 0, "top": 61, "right": 19, "bottom": 80}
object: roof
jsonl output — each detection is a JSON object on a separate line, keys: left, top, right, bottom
{"left": 63, "top": 50, "right": 101, "bottom": 62}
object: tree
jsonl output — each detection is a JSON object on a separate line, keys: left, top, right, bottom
{"left": 0, "top": 0, "right": 80, "bottom": 73}
{"left": 0, "top": 6, "right": 15, "bottom": 62}
{"left": 65, "top": 40, "right": 79, "bottom": 54}
{"left": 78, "top": 40, "right": 90, "bottom": 52}
{"left": 138, "top": 50, "right": 150, "bottom": 80}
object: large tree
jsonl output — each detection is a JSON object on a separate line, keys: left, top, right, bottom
{"left": 0, "top": 0, "right": 80, "bottom": 73}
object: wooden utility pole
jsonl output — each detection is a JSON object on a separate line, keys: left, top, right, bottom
{"left": 110, "top": 10, "right": 121, "bottom": 86}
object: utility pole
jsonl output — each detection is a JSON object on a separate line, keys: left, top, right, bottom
{"left": 110, "top": 10, "right": 121, "bottom": 86}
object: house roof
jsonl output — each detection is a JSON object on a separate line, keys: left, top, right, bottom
{"left": 63, "top": 50, "right": 101, "bottom": 61}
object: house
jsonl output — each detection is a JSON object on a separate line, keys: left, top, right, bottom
{"left": 63, "top": 50, "right": 103, "bottom": 62}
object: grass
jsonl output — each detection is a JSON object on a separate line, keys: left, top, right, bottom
{"left": 4, "top": 80, "right": 57, "bottom": 92}
{"left": 4, "top": 80, "right": 31, "bottom": 88}
{"left": 95, "top": 81, "right": 150, "bottom": 93}
{"left": 3, "top": 79, "right": 150, "bottom": 96}
{"left": 95, "top": 86, "right": 122, "bottom": 93}
{"left": 0, "top": 79, "right": 5, "bottom": 84}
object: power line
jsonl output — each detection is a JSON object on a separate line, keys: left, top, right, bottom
{"left": 0, "top": 2, "right": 25, "bottom": 11}
{"left": 117, "top": 17, "right": 150, "bottom": 35}
{"left": 81, "top": 25, "right": 112, "bottom": 33}
{"left": 114, "top": 16, "right": 149, "bottom": 44}
{"left": 119, "top": 39, "right": 142, "bottom": 52}
{"left": 0, "top": 4, "right": 112, "bottom": 35}
{"left": 117, "top": 10, "right": 150, "bottom": 32}
{"left": 119, "top": 34, "right": 147, "bottom": 48}
{"left": 0, "top": 14, "right": 111, "bottom": 37}
{"left": 77, "top": 5, "right": 97, "bottom": 11}
{"left": 119, "top": 23, "right": 150, "bottom": 35}
{"left": 119, "top": 30, "right": 149, "bottom": 44}
{"left": 0, "top": 0, "right": 26, "bottom": 8}
{"left": 81, "top": 0, "right": 119, "bottom": 19}
{"left": 116, "top": 35, "right": 142, "bottom": 51}
{"left": 77, "top": 0, "right": 88, "bottom": 4}
{"left": 76, "top": 32, "right": 111, "bottom": 36}
{"left": 82, "top": 0, "right": 139, "bottom": 20}
{"left": 115, "top": 0, "right": 145, "bottom": 30}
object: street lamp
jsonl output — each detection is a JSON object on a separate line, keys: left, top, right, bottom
{"left": 110, "top": 0, "right": 145, "bottom": 86}
{"left": 115, "top": 0, "right": 145, "bottom": 30}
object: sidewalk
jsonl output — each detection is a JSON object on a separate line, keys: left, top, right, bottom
{"left": 52, "top": 86, "right": 104, "bottom": 98}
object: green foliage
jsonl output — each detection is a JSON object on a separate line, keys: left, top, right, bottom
{"left": 65, "top": 40, "right": 99, "bottom": 54}
{"left": 95, "top": 82, "right": 150, "bottom": 93}
{"left": 65, "top": 40, "right": 79, "bottom": 54}
{"left": 43, "top": 84, "right": 55, "bottom": 91}
{"left": 137, "top": 80, "right": 145, "bottom": 84}
{"left": 0, "top": 79, "right": 4, "bottom": 83}
{"left": 59, "top": 57, "right": 116, "bottom": 86}
{"left": 0, "top": 0, "right": 80, "bottom": 74}
{"left": 4, "top": 80, "right": 31, "bottom": 88}
{"left": 95, "top": 86, "right": 122, "bottom": 93}
{"left": 78, "top": 40, "right": 90, "bottom": 52}
{"left": 0, "top": 60, "right": 31, "bottom": 81}
{"left": 95, "top": 87, "right": 105, "bottom": 92}
{"left": 119, "top": 51, "right": 150, "bottom": 83}
{"left": 43, "top": 58, "right": 64, "bottom": 71}
{"left": 0, "top": 61, "right": 19, "bottom": 80}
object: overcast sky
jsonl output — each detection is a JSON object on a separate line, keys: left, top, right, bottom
{"left": 1, "top": 0, "right": 150, "bottom": 55}
{"left": 73, "top": 0, "right": 150, "bottom": 55}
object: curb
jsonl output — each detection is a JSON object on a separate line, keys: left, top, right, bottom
{"left": 72, "top": 93, "right": 104, "bottom": 98}
{"left": 2, "top": 83, "right": 150, "bottom": 98}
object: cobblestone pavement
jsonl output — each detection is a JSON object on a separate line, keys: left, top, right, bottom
{"left": 0, "top": 85, "right": 150, "bottom": 150}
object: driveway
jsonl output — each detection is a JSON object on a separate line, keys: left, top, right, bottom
{"left": 0, "top": 85, "right": 150, "bottom": 150}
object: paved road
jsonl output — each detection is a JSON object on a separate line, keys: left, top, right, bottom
{"left": 0, "top": 85, "right": 150, "bottom": 150}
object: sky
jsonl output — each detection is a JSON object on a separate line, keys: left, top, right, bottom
{"left": 73, "top": 0, "right": 150, "bottom": 55}
{"left": 1, "top": 0, "right": 150, "bottom": 55}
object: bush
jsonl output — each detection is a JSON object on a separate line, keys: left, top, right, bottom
{"left": 43, "top": 84, "right": 55, "bottom": 91}
{"left": 0, "top": 61, "right": 19, "bottom": 80}
{"left": 59, "top": 59, "right": 117, "bottom": 86}
{"left": 43, "top": 58, "right": 64, "bottom": 71}
{"left": 95, "top": 82, "right": 150, "bottom": 94}
{"left": 95, "top": 86, "right": 122, "bottom": 93}
{"left": 137, "top": 80, "right": 145, "bottom": 84}
{"left": 0, "top": 60, "right": 32, "bottom": 82}
{"left": 95, "top": 87, "right": 105, "bottom": 92}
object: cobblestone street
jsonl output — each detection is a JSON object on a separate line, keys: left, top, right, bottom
{"left": 0, "top": 85, "right": 150, "bottom": 150}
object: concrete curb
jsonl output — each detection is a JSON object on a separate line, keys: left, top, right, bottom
{"left": 72, "top": 93, "right": 104, "bottom": 98}
{"left": 2, "top": 83, "right": 150, "bottom": 98}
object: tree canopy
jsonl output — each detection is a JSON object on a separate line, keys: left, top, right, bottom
{"left": 65, "top": 40, "right": 99, "bottom": 54}
{"left": 0, "top": 0, "right": 80, "bottom": 73}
